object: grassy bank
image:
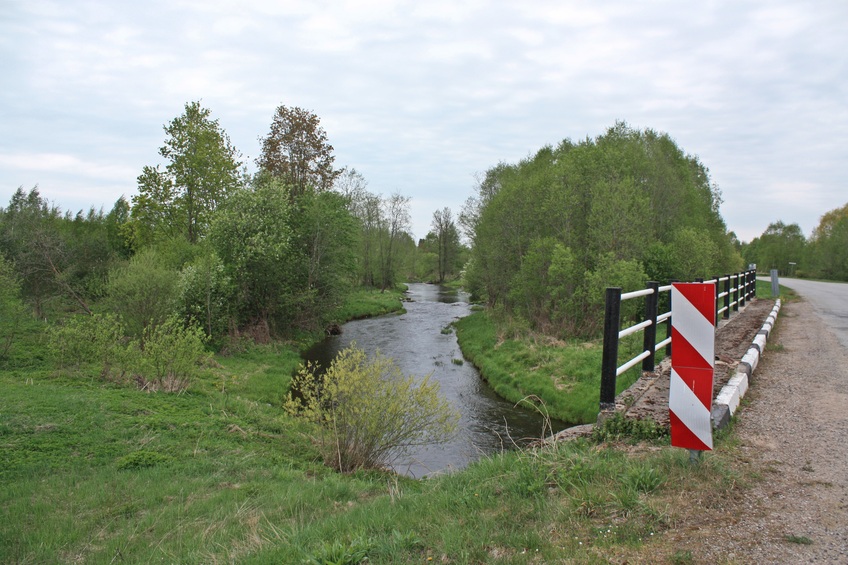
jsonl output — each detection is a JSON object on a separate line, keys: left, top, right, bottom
{"left": 454, "top": 310, "right": 644, "bottom": 425}
{"left": 1, "top": 350, "right": 747, "bottom": 563}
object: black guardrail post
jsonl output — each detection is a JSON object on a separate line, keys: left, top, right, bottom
{"left": 739, "top": 270, "right": 746, "bottom": 308}
{"left": 751, "top": 270, "right": 757, "bottom": 299}
{"left": 733, "top": 272, "right": 740, "bottom": 312}
{"left": 713, "top": 275, "right": 721, "bottom": 326}
{"left": 642, "top": 281, "right": 659, "bottom": 372}
{"left": 600, "top": 287, "right": 622, "bottom": 410}
{"left": 723, "top": 274, "right": 731, "bottom": 319}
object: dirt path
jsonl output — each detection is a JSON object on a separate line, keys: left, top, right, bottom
{"left": 653, "top": 300, "right": 848, "bottom": 563}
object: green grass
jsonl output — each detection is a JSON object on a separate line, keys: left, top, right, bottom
{"left": 328, "top": 286, "right": 406, "bottom": 323}
{"left": 1, "top": 285, "right": 758, "bottom": 563}
{"left": 454, "top": 310, "right": 644, "bottom": 424}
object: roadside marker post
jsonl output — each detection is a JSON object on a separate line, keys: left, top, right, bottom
{"left": 669, "top": 283, "right": 716, "bottom": 457}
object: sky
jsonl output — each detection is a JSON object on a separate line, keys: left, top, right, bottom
{"left": 1, "top": 0, "right": 846, "bottom": 243}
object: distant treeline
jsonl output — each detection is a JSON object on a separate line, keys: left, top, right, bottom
{"left": 741, "top": 205, "right": 848, "bottom": 281}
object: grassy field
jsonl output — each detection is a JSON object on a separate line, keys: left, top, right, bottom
{"left": 0, "top": 284, "right": 772, "bottom": 563}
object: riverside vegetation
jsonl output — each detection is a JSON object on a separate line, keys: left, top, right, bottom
{"left": 1, "top": 282, "right": 788, "bottom": 563}
{"left": 1, "top": 298, "right": 741, "bottom": 564}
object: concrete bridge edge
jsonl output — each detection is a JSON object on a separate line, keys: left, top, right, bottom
{"left": 711, "top": 299, "right": 782, "bottom": 430}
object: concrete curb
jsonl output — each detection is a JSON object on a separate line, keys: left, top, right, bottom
{"left": 711, "top": 299, "right": 782, "bottom": 430}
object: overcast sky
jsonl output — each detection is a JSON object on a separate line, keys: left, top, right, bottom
{"left": 2, "top": 0, "right": 846, "bottom": 243}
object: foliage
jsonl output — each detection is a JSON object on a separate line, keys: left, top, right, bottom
{"left": 135, "top": 316, "right": 210, "bottom": 392}
{"left": 464, "top": 122, "right": 740, "bottom": 338}
{"left": 808, "top": 202, "right": 848, "bottom": 280}
{"left": 209, "top": 177, "right": 293, "bottom": 340}
{"left": 286, "top": 345, "right": 459, "bottom": 472}
{"left": 49, "top": 313, "right": 129, "bottom": 377}
{"left": 105, "top": 248, "right": 179, "bottom": 339}
{"left": 130, "top": 101, "right": 243, "bottom": 246}
{"left": 0, "top": 186, "right": 118, "bottom": 316}
{"left": 428, "top": 207, "right": 463, "bottom": 283}
{"left": 743, "top": 220, "right": 806, "bottom": 276}
{"left": 0, "top": 254, "right": 28, "bottom": 361}
{"left": 257, "top": 105, "right": 340, "bottom": 198}
{"left": 176, "top": 249, "right": 233, "bottom": 340}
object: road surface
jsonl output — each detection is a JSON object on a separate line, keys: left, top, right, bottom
{"left": 777, "top": 277, "right": 848, "bottom": 349}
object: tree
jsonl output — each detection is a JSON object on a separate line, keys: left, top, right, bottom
{"left": 0, "top": 254, "right": 28, "bottom": 362}
{"left": 132, "top": 101, "right": 243, "bottom": 246}
{"left": 286, "top": 344, "right": 458, "bottom": 472}
{"left": 209, "top": 177, "right": 293, "bottom": 341}
{"left": 745, "top": 221, "right": 806, "bottom": 276}
{"left": 465, "top": 122, "right": 737, "bottom": 337}
{"left": 809, "top": 202, "right": 848, "bottom": 280}
{"left": 378, "top": 193, "right": 412, "bottom": 290}
{"left": 106, "top": 248, "right": 180, "bottom": 339}
{"left": 257, "top": 105, "right": 339, "bottom": 199}
{"left": 430, "top": 207, "right": 461, "bottom": 283}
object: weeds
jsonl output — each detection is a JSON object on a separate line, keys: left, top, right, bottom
{"left": 593, "top": 412, "right": 668, "bottom": 443}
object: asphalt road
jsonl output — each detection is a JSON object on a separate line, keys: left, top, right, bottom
{"left": 774, "top": 277, "right": 848, "bottom": 350}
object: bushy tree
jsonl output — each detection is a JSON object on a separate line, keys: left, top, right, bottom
{"left": 809, "top": 202, "right": 848, "bottom": 280}
{"left": 209, "top": 177, "right": 294, "bottom": 340}
{"left": 131, "top": 101, "right": 243, "bottom": 246}
{"left": 286, "top": 345, "right": 458, "bottom": 472}
{"left": 465, "top": 122, "right": 736, "bottom": 337}
{"left": 106, "top": 249, "right": 180, "bottom": 338}
{"left": 0, "top": 254, "right": 28, "bottom": 362}
{"left": 257, "top": 105, "right": 339, "bottom": 199}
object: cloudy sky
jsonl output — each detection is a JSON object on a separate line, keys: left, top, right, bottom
{"left": 2, "top": 0, "right": 846, "bottom": 242}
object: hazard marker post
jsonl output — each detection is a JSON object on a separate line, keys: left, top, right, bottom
{"left": 669, "top": 282, "right": 716, "bottom": 461}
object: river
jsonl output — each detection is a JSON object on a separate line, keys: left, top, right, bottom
{"left": 302, "top": 283, "right": 566, "bottom": 477}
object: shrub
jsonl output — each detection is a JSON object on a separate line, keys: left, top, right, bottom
{"left": 48, "top": 313, "right": 131, "bottom": 377}
{"left": 286, "top": 345, "right": 459, "bottom": 472}
{"left": 106, "top": 249, "right": 179, "bottom": 339}
{"left": 0, "top": 254, "right": 28, "bottom": 361}
{"left": 135, "top": 316, "right": 210, "bottom": 392}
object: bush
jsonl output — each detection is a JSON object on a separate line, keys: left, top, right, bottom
{"left": 0, "top": 254, "right": 28, "bottom": 361}
{"left": 286, "top": 345, "right": 459, "bottom": 472}
{"left": 49, "top": 313, "right": 131, "bottom": 377}
{"left": 106, "top": 249, "right": 179, "bottom": 339}
{"left": 135, "top": 317, "right": 210, "bottom": 392}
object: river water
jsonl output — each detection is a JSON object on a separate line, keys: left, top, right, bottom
{"left": 302, "top": 283, "right": 566, "bottom": 477}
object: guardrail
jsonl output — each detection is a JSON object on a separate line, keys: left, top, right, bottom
{"left": 599, "top": 269, "right": 757, "bottom": 411}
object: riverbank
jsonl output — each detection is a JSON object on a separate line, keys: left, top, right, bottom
{"left": 454, "top": 309, "right": 644, "bottom": 424}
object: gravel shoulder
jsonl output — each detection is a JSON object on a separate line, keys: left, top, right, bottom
{"left": 641, "top": 299, "right": 848, "bottom": 563}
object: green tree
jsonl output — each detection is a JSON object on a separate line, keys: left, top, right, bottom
{"left": 106, "top": 249, "right": 180, "bottom": 339}
{"left": 286, "top": 345, "right": 458, "bottom": 472}
{"left": 257, "top": 105, "right": 339, "bottom": 199}
{"left": 745, "top": 221, "right": 806, "bottom": 276}
{"left": 809, "top": 202, "right": 848, "bottom": 280}
{"left": 430, "top": 207, "right": 462, "bottom": 283}
{"left": 132, "top": 101, "right": 243, "bottom": 246}
{"left": 209, "top": 178, "right": 293, "bottom": 341}
{"left": 466, "top": 122, "right": 735, "bottom": 337}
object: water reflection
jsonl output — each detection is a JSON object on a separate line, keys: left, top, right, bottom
{"left": 302, "top": 283, "right": 566, "bottom": 477}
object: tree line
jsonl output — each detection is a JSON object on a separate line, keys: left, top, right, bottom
{"left": 0, "top": 102, "right": 466, "bottom": 358}
{"left": 741, "top": 202, "right": 848, "bottom": 281}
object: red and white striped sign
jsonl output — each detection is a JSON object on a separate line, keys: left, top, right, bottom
{"left": 669, "top": 283, "right": 715, "bottom": 451}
